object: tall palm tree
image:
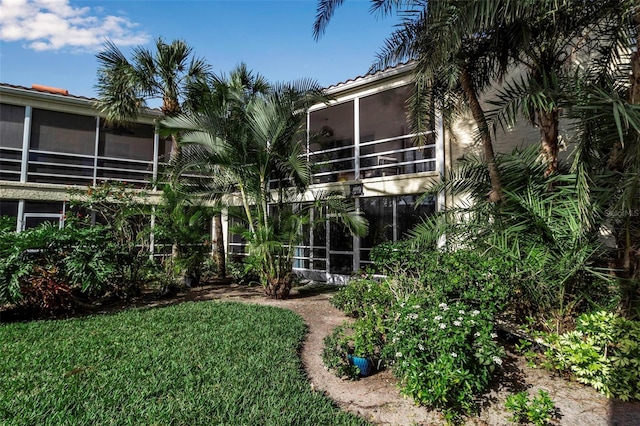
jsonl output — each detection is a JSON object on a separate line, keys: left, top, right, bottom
{"left": 314, "top": 0, "right": 508, "bottom": 202}
{"left": 95, "top": 37, "right": 211, "bottom": 158}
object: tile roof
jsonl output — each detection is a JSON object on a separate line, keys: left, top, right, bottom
{"left": 325, "top": 61, "right": 414, "bottom": 90}
{"left": 0, "top": 82, "right": 96, "bottom": 101}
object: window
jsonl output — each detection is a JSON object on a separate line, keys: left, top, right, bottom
{"left": 309, "top": 101, "right": 355, "bottom": 183}
{"left": 0, "top": 104, "right": 25, "bottom": 181}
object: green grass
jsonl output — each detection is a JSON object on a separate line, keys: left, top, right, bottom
{"left": 1, "top": 301, "right": 369, "bottom": 426}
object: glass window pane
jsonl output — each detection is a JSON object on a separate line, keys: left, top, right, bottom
{"left": 31, "top": 109, "right": 95, "bottom": 155}
{"left": 24, "top": 201, "right": 63, "bottom": 214}
{"left": 397, "top": 195, "right": 436, "bottom": 239}
{"left": 0, "top": 104, "right": 25, "bottom": 149}
{"left": 309, "top": 101, "right": 354, "bottom": 183}
{"left": 0, "top": 200, "right": 19, "bottom": 218}
{"left": 99, "top": 121, "right": 154, "bottom": 161}
{"left": 330, "top": 254, "right": 353, "bottom": 274}
{"left": 330, "top": 221, "right": 353, "bottom": 251}
{"left": 359, "top": 85, "right": 412, "bottom": 143}
{"left": 360, "top": 197, "right": 393, "bottom": 249}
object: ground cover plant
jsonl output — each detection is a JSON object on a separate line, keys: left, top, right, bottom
{"left": 0, "top": 301, "right": 368, "bottom": 426}
{"left": 542, "top": 311, "right": 640, "bottom": 401}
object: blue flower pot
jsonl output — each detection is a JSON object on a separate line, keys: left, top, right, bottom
{"left": 348, "top": 354, "right": 373, "bottom": 376}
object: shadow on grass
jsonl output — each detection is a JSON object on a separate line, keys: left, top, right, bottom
{"left": 0, "top": 280, "right": 341, "bottom": 323}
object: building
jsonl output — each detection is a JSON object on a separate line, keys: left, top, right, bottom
{"left": 0, "top": 63, "right": 532, "bottom": 281}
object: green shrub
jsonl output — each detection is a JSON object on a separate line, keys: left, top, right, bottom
{"left": 505, "top": 389, "right": 556, "bottom": 425}
{"left": 386, "top": 297, "right": 504, "bottom": 415}
{"left": 370, "top": 240, "right": 428, "bottom": 275}
{"left": 330, "top": 276, "right": 394, "bottom": 318}
{"left": 322, "top": 317, "right": 386, "bottom": 380}
{"left": 544, "top": 311, "right": 640, "bottom": 401}
{"left": 372, "top": 246, "right": 514, "bottom": 316}
{"left": 226, "top": 256, "right": 260, "bottom": 285}
{"left": 322, "top": 323, "right": 361, "bottom": 379}
{"left": 0, "top": 219, "right": 122, "bottom": 312}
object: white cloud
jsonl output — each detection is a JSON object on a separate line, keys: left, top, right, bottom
{"left": 0, "top": 0, "right": 149, "bottom": 51}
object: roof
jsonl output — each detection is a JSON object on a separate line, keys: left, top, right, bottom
{"left": 0, "top": 82, "right": 96, "bottom": 101}
{"left": 324, "top": 61, "right": 415, "bottom": 93}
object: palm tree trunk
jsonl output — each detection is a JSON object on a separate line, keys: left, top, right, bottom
{"left": 213, "top": 213, "right": 226, "bottom": 278}
{"left": 459, "top": 66, "right": 504, "bottom": 202}
{"left": 538, "top": 108, "right": 560, "bottom": 177}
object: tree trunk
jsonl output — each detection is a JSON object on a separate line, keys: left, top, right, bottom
{"left": 264, "top": 273, "right": 293, "bottom": 299}
{"left": 538, "top": 108, "right": 559, "bottom": 177}
{"left": 213, "top": 213, "right": 226, "bottom": 278}
{"left": 459, "top": 67, "right": 504, "bottom": 202}
{"left": 616, "top": 9, "right": 640, "bottom": 315}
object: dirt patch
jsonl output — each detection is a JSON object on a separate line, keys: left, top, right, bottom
{"left": 5, "top": 283, "right": 640, "bottom": 425}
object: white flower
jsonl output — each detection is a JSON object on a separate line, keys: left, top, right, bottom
{"left": 491, "top": 333, "right": 498, "bottom": 339}
{"left": 443, "top": 305, "right": 450, "bottom": 311}
{"left": 438, "top": 302, "right": 448, "bottom": 309}
{"left": 418, "top": 344, "right": 425, "bottom": 351}
{"left": 453, "top": 321, "right": 461, "bottom": 326}
{"left": 396, "top": 352, "right": 403, "bottom": 358}
{"left": 408, "top": 313, "right": 419, "bottom": 320}
{"left": 471, "top": 310, "right": 480, "bottom": 317}
{"left": 434, "top": 315, "right": 442, "bottom": 321}
{"left": 474, "top": 332, "right": 481, "bottom": 337}
{"left": 413, "top": 305, "right": 421, "bottom": 309}
{"left": 492, "top": 356, "right": 503, "bottom": 366}
{"left": 439, "top": 323, "right": 447, "bottom": 329}
{"left": 451, "top": 352, "right": 458, "bottom": 358}
{"left": 458, "top": 310, "right": 465, "bottom": 315}
{"left": 457, "top": 317, "right": 463, "bottom": 321}
{"left": 400, "top": 303, "right": 406, "bottom": 308}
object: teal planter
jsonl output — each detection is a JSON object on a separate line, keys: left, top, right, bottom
{"left": 348, "top": 354, "right": 373, "bottom": 376}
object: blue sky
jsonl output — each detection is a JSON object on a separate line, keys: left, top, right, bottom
{"left": 0, "top": 0, "right": 401, "bottom": 100}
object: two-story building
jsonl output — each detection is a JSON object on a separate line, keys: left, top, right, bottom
{"left": 0, "top": 63, "right": 536, "bottom": 281}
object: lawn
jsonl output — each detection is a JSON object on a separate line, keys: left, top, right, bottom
{"left": 0, "top": 301, "right": 368, "bottom": 425}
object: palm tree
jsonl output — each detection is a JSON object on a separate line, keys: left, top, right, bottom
{"left": 166, "top": 64, "right": 271, "bottom": 278}
{"left": 314, "top": 0, "right": 508, "bottom": 202}
{"left": 95, "top": 37, "right": 211, "bottom": 158}
{"left": 164, "top": 69, "right": 367, "bottom": 298}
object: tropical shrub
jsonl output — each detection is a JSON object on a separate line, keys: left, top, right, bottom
{"left": 18, "top": 266, "right": 75, "bottom": 316}
{"left": 370, "top": 240, "right": 432, "bottom": 276}
{"left": 69, "top": 181, "right": 153, "bottom": 290}
{"left": 154, "top": 183, "right": 213, "bottom": 286}
{"left": 0, "top": 217, "right": 122, "bottom": 313}
{"left": 386, "top": 297, "right": 504, "bottom": 415}
{"left": 505, "top": 389, "right": 557, "bottom": 426}
{"left": 226, "top": 256, "right": 260, "bottom": 285}
{"left": 543, "top": 311, "right": 640, "bottom": 401}
{"left": 372, "top": 245, "right": 514, "bottom": 316}
{"left": 410, "top": 146, "right": 621, "bottom": 326}
{"left": 330, "top": 276, "right": 394, "bottom": 318}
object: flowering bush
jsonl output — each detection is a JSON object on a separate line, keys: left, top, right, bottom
{"left": 386, "top": 297, "right": 504, "bottom": 414}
